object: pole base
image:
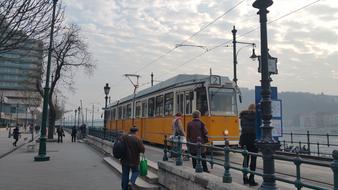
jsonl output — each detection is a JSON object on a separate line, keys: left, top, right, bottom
{"left": 34, "top": 155, "right": 50, "bottom": 161}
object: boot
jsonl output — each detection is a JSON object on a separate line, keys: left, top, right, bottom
{"left": 249, "top": 174, "right": 258, "bottom": 186}
{"left": 243, "top": 175, "right": 249, "bottom": 184}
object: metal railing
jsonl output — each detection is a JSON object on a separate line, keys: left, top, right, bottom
{"left": 88, "top": 127, "right": 123, "bottom": 142}
{"left": 163, "top": 135, "right": 337, "bottom": 190}
{"left": 280, "top": 131, "right": 338, "bottom": 158}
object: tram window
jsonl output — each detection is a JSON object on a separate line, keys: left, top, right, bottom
{"left": 209, "top": 88, "right": 236, "bottom": 115}
{"left": 112, "top": 108, "right": 116, "bottom": 120}
{"left": 164, "top": 92, "right": 173, "bottom": 116}
{"left": 136, "top": 101, "right": 141, "bottom": 118}
{"left": 118, "top": 106, "right": 122, "bottom": 119}
{"left": 141, "top": 100, "right": 148, "bottom": 118}
{"left": 126, "top": 104, "right": 132, "bottom": 118}
{"left": 148, "top": 97, "right": 155, "bottom": 117}
{"left": 155, "top": 95, "right": 164, "bottom": 116}
{"left": 122, "top": 106, "right": 127, "bottom": 119}
{"left": 176, "top": 93, "right": 184, "bottom": 114}
{"left": 185, "top": 91, "right": 193, "bottom": 115}
{"left": 196, "top": 87, "right": 208, "bottom": 116}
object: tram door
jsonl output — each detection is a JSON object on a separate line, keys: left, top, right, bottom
{"left": 176, "top": 91, "right": 194, "bottom": 131}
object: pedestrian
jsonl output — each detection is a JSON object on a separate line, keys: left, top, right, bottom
{"left": 187, "top": 110, "right": 209, "bottom": 173}
{"left": 239, "top": 104, "right": 258, "bottom": 186}
{"left": 120, "top": 127, "right": 145, "bottom": 190}
{"left": 56, "top": 126, "right": 65, "bottom": 143}
{"left": 71, "top": 126, "right": 77, "bottom": 142}
{"left": 12, "top": 126, "right": 20, "bottom": 146}
{"left": 171, "top": 112, "right": 188, "bottom": 160}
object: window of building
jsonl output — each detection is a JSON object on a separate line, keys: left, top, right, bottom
{"left": 185, "top": 91, "right": 193, "bottom": 115}
{"left": 164, "top": 92, "right": 173, "bottom": 116}
{"left": 141, "top": 100, "right": 148, "bottom": 118}
{"left": 155, "top": 95, "right": 164, "bottom": 116}
{"left": 135, "top": 101, "right": 141, "bottom": 118}
{"left": 148, "top": 97, "right": 155, "bottom": 117}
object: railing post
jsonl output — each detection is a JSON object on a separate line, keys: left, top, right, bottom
{"left": 327, "top": 133, "right": 330, "bottom": 147}
{"left": 210, "top": 141, "right": 214, "bottom": 169}
{"left": 242, "top": 146, "right": 249, "bottom": 181}
{"left": 176, "top": 135, "right": 183, "bottom": 166}
{"left": 317, "top": 142, "right": 320, "bottom": 157}
{"left": 293, "top": 153, "right": 302, "bottom": 190}
{"left": 291, "top": 132, "right": 293, "bottom": 144}
{"left": 195, "top": 137, "right": 203, "bottom": 173}
{"left": 223, "top": 139, "right": 232, "bottom": 183}
{"left": 283, "top": 140, "right": 286, "bottom": 151}
{"left": 307, "top": 131, "right": 311, "bottom": 154}
{"left": 163, "top": 135, "right": 168, "bottom": 161}
{"left": 331, "top": 150, "right": 338, "bottom": 190}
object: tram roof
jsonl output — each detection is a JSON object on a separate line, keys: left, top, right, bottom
{"left": 109, "top": 74, "right": 232, "bottom": 107}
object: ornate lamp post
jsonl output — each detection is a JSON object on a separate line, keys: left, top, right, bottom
{"left": 77, "top": 106, "right": 80, "bottom": 128}
{"left": 74, "top": 109, "right": 77, "bottom": 127}
{"left": 35, "top": 0, "right": 58, "bottom": 161}
{"left": 103, "top": 83, "right": 110, "bottom": 140}
{"left": 252, "top": 0, "right": 280, "bottom": 189}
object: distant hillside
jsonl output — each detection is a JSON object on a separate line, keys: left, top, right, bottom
{"left": 238, "top": 88, "right": 338, "bottom": 128}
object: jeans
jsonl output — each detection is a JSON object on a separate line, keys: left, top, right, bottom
{"left": 121, "top": 165, "right": 139, "bottom": 190}
{"left": 191, "top": 153, "right": 209, "bottom": 172}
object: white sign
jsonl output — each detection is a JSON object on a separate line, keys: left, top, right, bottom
{"left": 271, "top": 100, "right": 282, "bottom": 118}
{"left": 271, "top": 119, "right": 282, "bottom": 137}
{"left": 258, "top": 56, "right": 278, "bottom": 74}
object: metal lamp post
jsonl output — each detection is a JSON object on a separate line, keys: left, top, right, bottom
{"left": 35, "top": 0, "right": 58, "bottom": 161}
{"left": 77, "top": 106, "right": 80, "bottom": 128}
{"left": 253, "top": 0, "right": 280, "bottom": 189}
{"left": 103, "top": 83, "right": 110, "bottom": 140}
{"left": 74, "top": 109, "right": 77, "bottom": 127}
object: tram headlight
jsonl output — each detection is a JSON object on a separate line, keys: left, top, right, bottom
{"left": 223, "top": 129, "right": 229, "bottom": 136}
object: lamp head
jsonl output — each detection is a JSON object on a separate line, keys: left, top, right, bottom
{"left": 249, "top": 48, "right": 258, "bottom": 61}
{"left": 104, "top": 83, "right": 110, "bottom": 96}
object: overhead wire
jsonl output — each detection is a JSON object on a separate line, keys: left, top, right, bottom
{"left": 157, "top": 0, "right": 323, "bottom": 81}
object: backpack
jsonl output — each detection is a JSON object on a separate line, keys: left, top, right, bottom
{"left": 113, "top": 137, "right": 126, "bottom": 159}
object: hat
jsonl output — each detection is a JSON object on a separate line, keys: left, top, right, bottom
{"left": 130, "top": 127, "right": 138, "bottom": 132}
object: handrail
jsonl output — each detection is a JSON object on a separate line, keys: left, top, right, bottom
{"left": 163, "top": 135, "right": 336, "bottom": 190}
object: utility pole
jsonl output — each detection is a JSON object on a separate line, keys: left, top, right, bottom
{"left": 92, "top": 104, "right": 94, "bottom": 128}
{"left": 124, "top": 74, "right": 140, "bottom": 127}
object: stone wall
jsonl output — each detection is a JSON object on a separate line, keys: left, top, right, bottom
{"left": 158, "top": 161, "right": 251, "bottom": 190}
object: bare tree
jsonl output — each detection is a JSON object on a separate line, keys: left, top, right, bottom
{"left": 0, "top": 0, "right": 63, "bottom": 53}
{"left": 37, "top": 24, "right": 95, "bottom": 139}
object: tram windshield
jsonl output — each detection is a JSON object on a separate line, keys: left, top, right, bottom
{"left": 209, "top": 88, "right": 237, "bottom": 116}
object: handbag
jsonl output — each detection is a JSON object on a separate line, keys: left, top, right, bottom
{"left": 139, "top": 154, "right": 148, "bottom": 176}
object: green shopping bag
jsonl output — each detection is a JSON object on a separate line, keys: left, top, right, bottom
{"left": 139, "top": 154, "right": 148, "bottom": 176}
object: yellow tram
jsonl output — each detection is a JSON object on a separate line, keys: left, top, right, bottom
{"left": 105, "top": 74, "right": 240, "bottom": 146}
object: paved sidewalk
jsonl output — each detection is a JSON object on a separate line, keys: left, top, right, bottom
{"left": 0, "top": 133, "right": 121, "bottom": 190}
{"left": 0, "top": 128, "right": 33, "bottom": 158}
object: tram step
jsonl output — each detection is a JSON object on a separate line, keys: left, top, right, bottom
{"left": 103, "top": 157, "right": 160, "bottom": 190}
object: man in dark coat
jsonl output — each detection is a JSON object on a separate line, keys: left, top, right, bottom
{"left": 187, "top": 110, "right": 209, "bottom": 173}
{"left": 120, "top": 127, "right": 145, "bottom": 190}
{"left": 71, "top": 126, "right": 77, "bottom": 142}
{"left": 12, "top": 126, "right": 20, "bottom": 146}
{"left": 239, "top": 104, "right": 258, "bottom": 186}
{"left": 56, "top": 126, "right": 65, "bottom": 143}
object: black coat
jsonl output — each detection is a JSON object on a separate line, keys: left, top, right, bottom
{"left": 239, "top": 111, "right": 257, "bottom": 152}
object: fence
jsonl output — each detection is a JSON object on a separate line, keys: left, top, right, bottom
{"left": 163, "top": 135, "right": 337, "bottom": 190}
{"left": 280, "top": 131, "right": 338, "bottom": 158}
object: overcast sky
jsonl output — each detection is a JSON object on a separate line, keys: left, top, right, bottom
{"left": 60, "top": 0, "right": 338, "bottom": 116}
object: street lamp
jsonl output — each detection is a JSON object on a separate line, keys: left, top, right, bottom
{"left": 77, "top": 106, "right": 80, "bottom": 128}
{"left": 35, "top": 0, "right": 58, "bottom": 162}
{"left": 103, "top": 83, "right": 110, "bottom": 140}
{"left": 74, "top": 109, "right": 77, "bottom": 127}
{"left": 231, "top": 25, "right": 257, "bottom": 103}
{"left": 252, "top": 0, "right": 280, "bottom": 190}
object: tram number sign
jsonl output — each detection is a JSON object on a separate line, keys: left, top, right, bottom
{"left": 210, "top": 75, "right": 221, "bottom": 86}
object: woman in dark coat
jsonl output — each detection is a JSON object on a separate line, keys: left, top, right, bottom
{"left": 12, "top": 127, "right": 20, "bottom": 146}
{"left": 239, "top": 104, "right": 258, "bottom": 186}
